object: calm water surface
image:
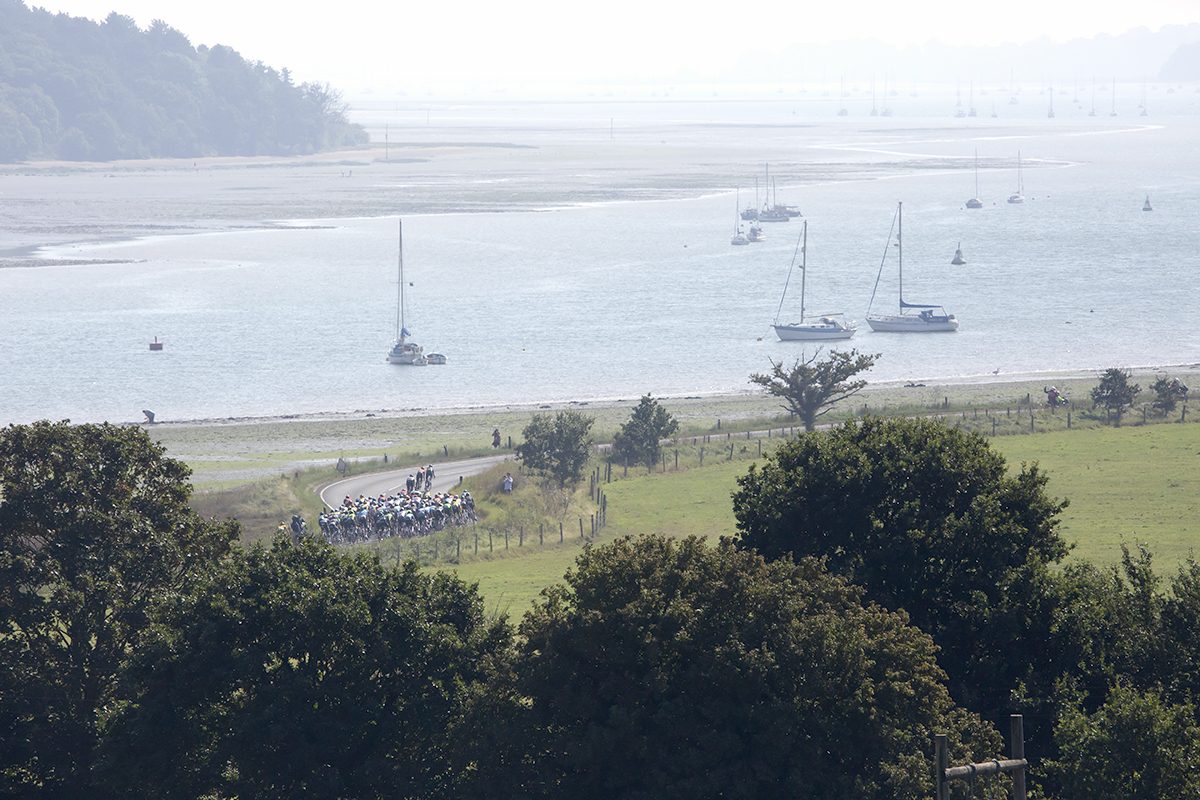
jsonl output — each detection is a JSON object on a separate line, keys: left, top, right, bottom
{"left": 3, "top": 95, "right": 1199, "bottom": 424}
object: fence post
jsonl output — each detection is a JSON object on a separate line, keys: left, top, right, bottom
{"left": 1011, "top": 715, "right": 1027, "bottom": 800}
{"left": 935, "top": 735, "right": 950, "bottom": 800}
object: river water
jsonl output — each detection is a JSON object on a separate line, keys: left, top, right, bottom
{"left": 2, "top": 84, "right": 1198, "bottom": 425}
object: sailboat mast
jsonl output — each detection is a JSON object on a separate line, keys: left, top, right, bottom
{"left": 897, "top": 201, "right": 904, "bottom": 311}
{"left": 799, "top": 220, "right": 808, "bottom": 323}
{"left": 396, "top": 218, "right": 405, "bottom": 342}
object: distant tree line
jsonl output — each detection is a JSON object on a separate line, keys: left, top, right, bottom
{"left": 0, "top": 0, "right": 367, "bottom": 163}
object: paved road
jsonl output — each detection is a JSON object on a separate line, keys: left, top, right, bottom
{"left": 318, "top": 454, "right": 513, "bottom": 509}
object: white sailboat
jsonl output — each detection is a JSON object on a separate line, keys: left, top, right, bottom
{"left": 387, "top": 218, "right": 429, "bottom": 366}
{"left": 772, "top": 221, "right": 856, "bottom": 341}
{"left": 1007, "top": 151, "right": 1025, "bottom": 204}
{"left": 865, "top": 202, "right": 959, "bottom": 333}
{"left": 966, "top": 149, "right": 983, "bottom": 208}
{"left": 731, "top": 193, "right": 749, "bottom": 245}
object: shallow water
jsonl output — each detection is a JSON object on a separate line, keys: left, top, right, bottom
{"left": 3, "top": 91, "right": 1199, "bottom": 425}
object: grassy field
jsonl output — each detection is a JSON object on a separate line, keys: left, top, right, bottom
{"left": 165, "top": 370, "right": 1200, "bottom": 613}
{"left": 436, "top": 418, "right": 1200, "bottom": 614}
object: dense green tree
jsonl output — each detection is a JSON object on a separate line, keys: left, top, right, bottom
{"left": 1150, "top": 375, "right": 1188, "bottom": 416}
{"left": 732, "top": 416, "right": 1070, "bottom": 723}
{"left": 749, "top": 348, "right": 879, "bottom": 431}
{"left": 515, "top": 411, "right": 594, "bottom": 488}
{"left": 1047, "top": 682, "right": 1200, "bottom": 800}
{"left": 488, "top": 535, "right": 1000, "bottom": 800}
{"left": 611, "top": 394, "right": 679, "bottom": 470}
{"left": 97, "top": 537, "right": 509, "bottom": 800}
{"left": 0, "top": 420, "right": 239, "bottom": 798}
{"left": 1091, "top": 367, "right": 1141, "bottom": 425}
{"left": 733, "top": 416, "right": 1068, "bottom": 625}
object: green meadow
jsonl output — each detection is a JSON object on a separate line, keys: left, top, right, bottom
{"left": 436, "top": 421, "right": 1200, "bottom": 614}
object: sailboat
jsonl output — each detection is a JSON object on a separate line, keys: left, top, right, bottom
{"left": 966, "top": 149, "right": 983, "bottom": 208}
{"left": 881, "top": 74, "right": 893, "bottom": 116}
{"left": 772, "top": 221, "right": 856, "bottom": 341}
{"left": 951, "top": 243, "right": 966, "bottom": 265}
{"left": 1109, "top": 77, "right": 1118, "bottom": 117}
{"left": 1047, "top": 82, "right": 1055, "bottom": 118}
{"left": 1007, "top": 151, "right": 1025, "bottom": 204}
{"left": 759, "top": 167, "right": 794, "bottom": 222}
{"left": 870, "top": 74, "right": 878, "bottom": 117}
{"left": 865, "top": 202, "right": 958, "bottom": 333}
{"left": 1089, "top": 76, "right": 1097, "bottom": 116}
{"left": 968, "top": 80, "right": 977, "bottom": 117}
{"left": 387, "top": 218, "right": 429, "bottom": 366}
{"left": 837, "top": 75, "right": 848, "bottom": 116}
{"left": 1143, "top": 195, "right": 1153, "bottom": 212}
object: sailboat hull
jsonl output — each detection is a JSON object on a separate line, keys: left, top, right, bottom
{"left": 866, "top": 314, "right": 958, "bottom": 333}
{"left": 774, "top": 321, "right": 856, "bottom": 341}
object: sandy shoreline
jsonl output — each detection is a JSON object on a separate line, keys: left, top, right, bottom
{"left": 144, "top": 364, "right": 1200, "bottom": 431}
{"left": 142, "top": 364, "right": 1200, "bottom": 486}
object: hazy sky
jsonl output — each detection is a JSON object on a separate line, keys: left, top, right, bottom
{"left": 31, "top": 0, "right": 1200, "bottom": 89}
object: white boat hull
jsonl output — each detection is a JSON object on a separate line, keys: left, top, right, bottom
{"left": 774, "top": 320, "right": 856, "bottom": 341}
{"left": 866, "top": 314, "right": 958, "bottom": 333}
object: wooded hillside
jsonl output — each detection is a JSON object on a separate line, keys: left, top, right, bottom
{"left": 0, "top": 0, "right": 367, "bottom": 162}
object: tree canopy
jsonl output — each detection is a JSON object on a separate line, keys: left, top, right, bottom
{"left": 1091, "top": 367, "right": 1140, "bottom": 425}
{"left": 0, "top": 0, "right": 367, "bottom": 162}
{"left": 749, "top": 348, "right": 879, "bottom": 431}
{"left": 0, "top": 420, "right": 239, "bottom": 797}
{"left": 97, "top": 537, "right": 509, "bottom": 800}
{"left": 611, "top": 394, "right": 679, "bottom": 470}
{"left": 732, "top": 416, "right": 1071, "bottom": 718}
{"left": 492, "top": 534, "right": 999, "bottom": 800}
{"left": 515, "top": 411, "right": 594, "bottom": 487}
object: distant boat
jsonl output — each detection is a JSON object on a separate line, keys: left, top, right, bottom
{"left": 772, "top": 220, "right": 856, "bottom": 341}
{"left": 951, "top": 243, "right": 966, "bottom": 265}
{"left": 759, "top": 168, "right": 795, "bottom": 222}
{"left": 387, "top": 218, "right": 429, "bottom": 366}
{"left": 149, "top": 336, "right": 163, "bottom": 351}
{"left": 1007, "top": 151, "right": 1025, "bottom": 204}
{"left": 425, "top": 353, "right": 448, "bottom": 365}
{"left": 966, "top": 149, "right": 984, "bottom": 208}
{"left": 732, "top": 190, "right": 750, "bottom": 245}
{"left": 968, "top": 80, "right": 977, "bottom": 117}
{"left": 1143, "top": 195, "right": 1153, "bottom": 212}
{"left": 1047, "top": 82, "right": 1055, "bottom": 118}
{"left": 837, "top": 74, "right": 848, "bottom": 115}
{"left": 748, "top": 221, "right": 766, "bottom": 242}
{"left": 1110, "top": 76, "right": 1118, "bottom": 116}
{"left": 865, "top": 202, "right": 959, "bottom": 333}
{"left": 881, "top": 74, "right": 893, "bottom": 116}
{"left": 1089, "top": 76, "right": 1097, "bottom": 116}
{"left": 870, "top": 74, "right": 878, "bottom": 117}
